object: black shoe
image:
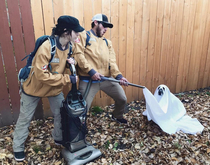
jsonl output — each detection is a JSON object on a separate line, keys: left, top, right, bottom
{"left": 14, "top": 151, "right": 25, "bottom": 161}
{"left": 112, "top": 115, "right": 127, "bottom": 124}
{"left": 54, "top": 140, "right": 63, "bottom": 146}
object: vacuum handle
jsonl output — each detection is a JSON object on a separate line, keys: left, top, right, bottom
{"left": 69, "top": 63, "right": 76, "bottom": 76}
{"left": 101, "top": 77, "right": 145, "bottom": 89}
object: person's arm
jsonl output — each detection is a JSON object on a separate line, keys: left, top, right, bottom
{"left": 33, "top": 41, "right": 72, "bottom": 86}
{"left": 72, "top": 31, "right": 102, "bottom": 80}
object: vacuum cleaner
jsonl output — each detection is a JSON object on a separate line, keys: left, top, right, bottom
{"left": 60, "top": 64, "right": 102, "bottom": 165}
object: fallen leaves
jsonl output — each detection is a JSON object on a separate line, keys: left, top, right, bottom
{"left": 0, "top": 87, "right": 210, "bottom": 164}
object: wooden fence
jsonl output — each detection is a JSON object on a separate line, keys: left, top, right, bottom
{"left": 0, "top": 0, "right": 210, "bottom": 127}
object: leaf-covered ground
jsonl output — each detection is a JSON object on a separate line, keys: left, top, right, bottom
{"left": 0, "top": 88, "right": 210, "bottom": 165}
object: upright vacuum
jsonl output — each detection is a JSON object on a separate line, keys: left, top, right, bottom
{"left": 60, "top": 64, "right": 102, "bottom": 165}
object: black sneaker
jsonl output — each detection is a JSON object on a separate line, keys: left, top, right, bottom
{"left": 112, "top": 115, "right": 127, "bottom": 124}
{"left": 54, "top": 140, "right": 63, "bottom": 146}
{"left": 14, "top": 151, "right": 25, "bottom": 161}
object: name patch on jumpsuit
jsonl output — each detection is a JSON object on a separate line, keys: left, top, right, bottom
{"left": 51, "top": 58, "right": 60, "bottom": 63}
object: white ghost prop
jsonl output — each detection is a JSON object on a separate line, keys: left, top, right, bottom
{"left": 143, "top": 84, "right": 204, "bottom": 134}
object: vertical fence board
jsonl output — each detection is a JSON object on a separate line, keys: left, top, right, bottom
{"left": 19, "top": 0, "right": 35, "bottom": 54}
{"left": 140, "top": 0, "right": 149, "bottom": 93}
{"left": 133, "top": 0, "right": 143, "bottom": 100}
{"left": 63, "top": 0, "right": 74, "bottom": 16}
{"left": 176, "top": 0, "right": 191, "bottom": 92}
{"left": 0, "top": 0, "right": 20, "bottom": 124}
{"left": 197, "top": 0, "right": 210, "bottom": 89}
{"left": 31, "top": 0, "right": 44, "bottom": 39}
{"left": 181, "top": 0, "right": 197, "bottom": 92}
{"left": 0, "top": 48, "right": 12, "bottom": 127}
{"left": 102, "top": 0, "right": 111, "bottom": 39}
{"left": 187, "top": 0, "right": 205, "bottom": 90}
{"left": 159, "top": 0, "right": 171, "bottom": 85}
{"left": 7, "top": 0, "right": 26, "bottom": 70}
{"left": 42, "top": 0, "right": 54, "bottom": 35}
{"left": 73, "top": 0, "right": 84, "bottom": 24}
{"left": 203, "top": 6, "right": 210, "bottom": 87}
{"left": 118, "top": 0, "right": 127, "bottom": 97}
{"left": 125, "top": 0, "right": 135, "bottom": 102}
{"left": 53, "top": 0, "right": 64, "bottom": 22}
{"left": 152, "top": 0, "right": 164, "bottom": 92}
{"left": 83, "top": 0, "right": 93, "bottom": 30}
{"left": 165, "top": 0, "right": 176, "bottom": 89}
{"left": 171, "top": 0, "right": 184, "bottom": 93}
{"left": 110, "top": 0, "right": 119, "bottom": 104}
{"left": 146, "top": 0, "right": 157, "bottom": 93}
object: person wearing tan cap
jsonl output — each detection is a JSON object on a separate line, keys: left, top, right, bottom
{"left": 73, "top": 14, "right": 129, "bottom": 124}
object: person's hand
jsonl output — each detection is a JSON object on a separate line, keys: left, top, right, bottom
{"left": 70, "top": 75, "right": 78, "bottom": 84}
{"left": 91, "top": 72, "right": 104, "bottom": 80}
{"left": 67, "top": 57, "right": 75, "bottom": 65}
{"left": 120, "top": 77, "right": 129, "bottom": 86}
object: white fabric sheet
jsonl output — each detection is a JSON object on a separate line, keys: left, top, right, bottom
{"left": 143, "top": 85, "right": 204, "bottom": 134}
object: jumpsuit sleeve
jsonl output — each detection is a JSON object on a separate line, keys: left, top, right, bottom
{"left": 72, "top": 31, "right": 96, "bottom": 75}
{"left": 33, "top": 41, "right": 71, "bottom": 86}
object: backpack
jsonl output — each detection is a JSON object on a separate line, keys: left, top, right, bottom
{"left": 85, "top": 31, "right": 108, "bottom": 47}
{"left": 18, "top": 35, "right": 57, "bottom": 82}
{"left": 18, "top": 32, "right": 107, "bottom": 83}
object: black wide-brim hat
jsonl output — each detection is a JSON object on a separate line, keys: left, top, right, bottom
{"left": 57, "top": 15, "right": 84, "bottom": 32}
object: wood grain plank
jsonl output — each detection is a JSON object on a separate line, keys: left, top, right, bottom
{"left": 7, "top": 0, "right": 26, "bottom": 70}
{"left": 170, "top": 0, "right": 185, "bottom": 93}
{"left": 110, "top": 0, "right": 119, "bottom": 105}
{"left": 140, "top": 0, "right": 150, "bottom": 93}
{"left": 53, "top": 0, "right": 64, "bottom": 22}
{"left": 83, "top": 0, "right": 93, "bottom": 30}
{"left": 181, "top": 0, "right": 197, "bottom": 91}
{"left": 152, "top": 0, "right": 165, "bottom": 92}
{"left": 146, "top": 0, "right": 157, "bottom": 93}
{"left": 0, "top": 0, "right": 20, "bottom": 124}
{"left": 165, "top": 0, "right": 176, "bottom": 90}
{"left": 187, "top": 0, "right": 205, "bottom": 90}
{"left": 197, "top": 0, "right": 210, "bottom": 88}
{"left": 42, "top": 0, "right": 55, "bottom": 35}
{"left": 63, "top": 0, "right": 74, "bottom": 16}
{"left": 133, "top": 0, "right": 143, "bottom": 100}
{"left": 19, "top": 0, "right": 36, "bottom": 54}
{"left": 31, "top": 0, "right": 44, "bottom": 39}
{"left": 125, "top": 0, "right": 135, "bottom": 103}
{"left": 176, "top": 0, "right": 191, "bottom": 92}
{"left": 158, "top": 0, "right": 171, "bottom": 86}
{"left": 118, "top": 0, "right": 127, "bottom": 97}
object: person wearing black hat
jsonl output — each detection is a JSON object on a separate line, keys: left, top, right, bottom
{"left": 13, "top": 15, "right": 84, "bottom": 161}
{"left": 72, "top": 14, "right": 129, "bottom": 124}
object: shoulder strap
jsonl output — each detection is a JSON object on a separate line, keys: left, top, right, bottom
{"left": 48, "top": 36, "right": 57, "bottom": 73}
{"left": 48, "top": 36, "right": 56, "bottom": 63}
{"left": 68, "top": 43, "right": 73, "bottom": 58}
{"left": 85, "top": 31, "right": 108, "bottom": 48}
{"left": 85, "top": 31, "right": 91, "bottom": 48}
{"left": 103, "top": 38, "right": 108, "bottom": 46}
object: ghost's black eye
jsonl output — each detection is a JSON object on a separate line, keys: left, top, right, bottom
{"left": 163, "top": 87, "right": 165, "bottom": 91}
{"left": 158, "top": 87, "right": 160, "bottom": 89}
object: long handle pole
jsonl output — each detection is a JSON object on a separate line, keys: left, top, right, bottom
{"left": 101, "top": 77, "right": 145, "bottom": 89}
